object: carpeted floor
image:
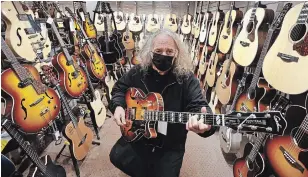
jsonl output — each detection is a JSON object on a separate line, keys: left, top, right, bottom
{"left": 44, "top": 115, "right": 233, "bottom": 177}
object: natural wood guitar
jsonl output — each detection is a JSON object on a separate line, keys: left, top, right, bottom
{"left": 163, "top": 2, "right": 177, "bottom": 32}
{"left": 208, "top": 2, "right": 224, "bottom": 47}
{"left": 181, "top": 3, "right": 192, "bottom": 35}
{"left": 263, "top": 2, "right": 308, "bottom": 94}
{"left": 199, "top": 2, "right": 212, "bottom": 43}
{"left": 122, "top": 16, "right": 135, "bottom": 50}
{"left": 146, "top": 2, "right": 160, "bottom": 33}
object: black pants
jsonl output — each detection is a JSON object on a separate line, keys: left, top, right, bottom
{"left": 110, "top": 137, "right": 185, "bottom": 177}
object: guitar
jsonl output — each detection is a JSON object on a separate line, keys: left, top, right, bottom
{"left": 1, "top": 1, "right": 51, "bottom": 62}
{"left": 218, "top": 2, "right": 243, "bottom": 54}
{"left": 234, "top": 4, "right": 292, "bottom": 113}
{"left": 112, "top": 1, "right": 126, "bottom": 31}
{"left": 132, "top": 36, "right": 141, "bottom": 65}
{"left": 208, "top": 89, "right": 222, "bottom": 114}
{"left": 52, "top": 2, "right": 66, "bottom": 29}
{"left": 199, "top": 2, "right": 212, "bottom": 43}
{"left": 190, "top": 37, "right": 197, "bottom": 62}
{"left": 233, "top": 2, "right": 274, "bottom": 66}
{"left": 2, "top": 119, "right": 66, "bottom": 177}
{"left": 93, "top": 2, "right": 104, "bottom": 32}
{"left": 122, "top": 14, "right": 135, "bottom": 50}
{"left": 263, "top": 2, "right": 308, "bottom": 95}
{"left": 77, "top": 1, "right": 97, "bottom": 39}
{"left": 205, "top": 24, "right": 225, "bottom": 87}
{"left": 146, "top": 1, "right": 160, "bottom": 33}
{"left": 121, "top": 87, "right": 286, "bottom": 142}
{"left": 215, "top": 23, "right": 243, "bottom": 105}
{"left": 193, "top": 2, "right": 203, "bottom": 39}
{"left": 66, "top": 7, "right": 107, "bottom": 81}
{"left": 1, "top": 36, "right": 61, "bottom": 133}
{"left": 1, "top": 154, "right": 16, "bottom": 177}
{"left": 42, "top": 68, "right": 94, "bottom": 161}
{"left": 163, "top": 2, "right": 177, "bottom": 32}
{"left": 138, "top": 17, "right": 147, "bottom": 49}
{"left": 208, "top": 2, "right": 224, "bottom": 47}
{"left": 181, "top": 3, "right": 192, "bottom": 35}
{"left": 191, "top": 2, "right": 199, "bottom": 37}
{"left": 128, "top": 2, "right": 143, "bottom": 33}
{"left": 105, "top": 71, "right": 116, "bottom": 100}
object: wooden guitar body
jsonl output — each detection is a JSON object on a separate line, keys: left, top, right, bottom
{"left": 80, "top": 44, "right": 106, "bottom": 80}
{"left": 181, "top": 14, "right": 192, "bottom": 35}
{"left": 1, "top": 65, "right": 61, "bottom": 133}
{"left": 1, "top": 1, "right": 51, "bottom": 62}
{"left": 88, "top": 90, "right": 106, "bottom": 127}
{"left": 197, "top": 46, "right": 212, "bottom": 78}
{"left": 233, "top": 8, "right": 274, "bottom": 66}
{"left": 163, "top": 14, "right": 177, "bottom": 32}
{"left": 122, "top": 31, "right": 135, "bottom": 50}
{"left": 219, "top": 10, "right": 243, "bottom": 54}
{"left": 121, "top": 88, "right": 163, "bottom": 142}
{"left": 131, "top": 50, "right": 140, "bottom": 65}
{"left": 93, "top": 13, "right": 105, "bottom": 32}
{"left": 233, "top": 143, "right": 265, "bottom": 177}
{"left": 215, "top": 60, "right": 240, "bottom": 105}
{"left": 199, "top": 13, "right": 212, "bottom": 43}
{"left": 64, "top": 118, "right": 94, "bottom": 161}
{"left": 83, "top": 16, "right": 97, "bottom": 39}
{"left": 112, "top": 11, "right": 126, "bottom": 31}
{"left": 27, "top": 155, "right": 66, "bottom": 177}
{"left": 52, "top": 52, "right": 88, "bottom": 98}
{"left": 205, "top": 52, "right": 225, "bottom": 87}
{"left": 208, "top": 11, "right": 224, "bottom": 47}
{"left": 263, "top": 3, "right": 308, "bottom": 94}
{"left": 128, "top": 14, "right": 142, "bottom": 32}
{"left": 146, "top": 14, "right": 160, "bottom": 33}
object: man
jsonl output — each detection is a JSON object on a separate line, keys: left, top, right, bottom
{"left": 109, "top": 30, "right": 216, "bottom": 177}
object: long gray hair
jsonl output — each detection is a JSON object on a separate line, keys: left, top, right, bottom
{"left": 137, "top": 29, "right": 193, "bottom": 78}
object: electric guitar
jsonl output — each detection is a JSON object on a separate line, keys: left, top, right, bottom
{"left": 121, "top": 87, "right": 286, "bottom": 142}
{"left": 181, "top": 3, "right": 192, "bottom": 35}
{"left": 128, "top": 2, "right": 143, "bottom": 33}
{"left": 263, "top": 2, "right": 308, "bottom": 95}
{"left": 218, "top": 2, "right": 243, "bottom": 54}
{"left": 122, "top": 14, "right": 135, "bottom": 50}
{"left": 233, "top": 1, "right": 274, "bottom": 66}
{"left": 163, "top": 2, "right": 177, "bottom": 32}
{"left": 1, "top": 1, "right": 51, "bottom": 62}
{"left": 199, "top": 2, "right": 212, "bottom": 43}
{"left": 146, "top": 1, "right": 160, "bottom": 33}
{"left": 2, "top": 119, "right": 66, "bottom": 177}
{"left": 77, "top": 1, "right": 97, "bottom": 39}
{"left": 1, "top": 36, "right": 61, "bottom": 133}
{"left": 93, "top": 1, "right": 104, "bottom": 32}
{"left": 208, "top": 2, "right": 225, "bottom": 47}
{"left": 112, "top": 1, "right": 126, "bottom": 31}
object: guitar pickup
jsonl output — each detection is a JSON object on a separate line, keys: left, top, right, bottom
{"left": 277, "top": 53, "right": 299, "bottom": 62}
{"left": 24, "top": 28, "right": 36, "bottom": 35}
{"left": 28, "top": 34, "right": 38, "bottom": 39}
{"left": 240, "top": 41, "right": 250, "bottom": 47}
{"left": 29, "top": 96, "right": 45, "bottom": 107}
{"left": 279, "top": 146, "right": 304, "bottom": 173}
{"left": 40, "top": 107, "right": 50, "bottom": 116}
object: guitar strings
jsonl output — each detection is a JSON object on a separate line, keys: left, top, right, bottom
{"left": 288, "top": 115, "right": 308, "bottom": 153}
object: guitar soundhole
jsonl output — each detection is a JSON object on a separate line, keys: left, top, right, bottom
{"left": 291, "top": 127, "right": 308, "bottom": 151}
{"left": 290, "top": 24, "right": 307, "bottom": 42}
{"left": 246, "top": 22, "right": 254, "bottom": 34}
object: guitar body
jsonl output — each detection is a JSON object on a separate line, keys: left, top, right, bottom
{"left": 197, "top": 46, "right": 213, "bottom": 77}
{"left": 233, "top": 8, "right": 274, "bottom": 66}
{"left": 181, "top": 14, "right": 192, "bottom": 35}
{"left": 88, "top": 90, "right": 106, "bottom": 127}
{"left": 83, "top": 15, "right": 97, "bottom": 39}
{"left": 233, "top": 143, "right": 265, "bottom": 177}
{"left": 1, "top": 1, "right": 51, "bottom": 62}
{"left": 93, "top": 13, "right": 104, "bottom": 32}
{"left": 122, "top": 31, "right": 135, "bottom": 50}
{"left": 121, "top": 88, "right": 163, "bottom": 142}
{"left": 1, "top": 65, "right": 61, "bottom": 133}
{"left": 131, "top": 50, "right": 140, "bottom": 65}
{"left": 138, "top": 32, "right": 145, "bottom": 49}
{"left": 105, "top": 75, "right": 115, "bottom": 100}
{"left": 112, "top": 11, "right": 126, "bottom": 31}
{"left": 52, "top": 52, "right": 88, "bottom": 98}
{"left": 128, "top": 14, "right": 142, "bottom": 32}
{"left": 80, "top": 44, "right": 107, "bottom": 80}
{"left": 215, "top": 60, "right": 241, "bottom": 105}
{"left": 163, "top": 14, "right": 177, "bottom": 32}
{"left": 27, "top": 155, "right": 66, "bottom": 177}
{"left": 199, "top": 13, "right": 212, "bottom": 43}
{"left": 64, "top": 117, "right": 94, "bottom": 161}
{"left": 208, "top": 11, "right": 224, "bottom": 47}
{"left": 219, "top": 10, "right": 243, "bottom": 54}
{"left": 208, "top": 90, "right": 222, "bottom": 114}
{"left": 98, "top": 35, "right": 121, "bottom": 63}
{"left": 205, "top": 52, "right": 225, "bottom": 87}
{"left": 146, "top": 14, "right": 160, "bottom": 33}
{"left": 1, "top": 155, "right": 16, "bottom": 177}
{"left": 263, "top": 3, "right": 308, "bottom": 94}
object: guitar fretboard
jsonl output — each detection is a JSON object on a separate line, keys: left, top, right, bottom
{"left": 297, "top": 2, "right": 308, "bottom": 24}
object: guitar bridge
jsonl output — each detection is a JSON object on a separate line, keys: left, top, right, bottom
{"left": 29, "top": 96, "right": 45, "bottom": 107}
{"left": 279, "top": 146, "right": 304, "bottom": 173}
{"left": 277, "top": 53, "right": 299, "bottom": 62}
{"left": 222, "top": 35, "right": 228, "bottom": 39}
{"left": 240, "top": 41, "right": 250, "bottom": 47}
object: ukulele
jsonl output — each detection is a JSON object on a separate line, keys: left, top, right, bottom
{"left": 163, "top": 1, "right": 177, "bottom": 32}
{"left": 112, "top": 1, "right": 126, "bottom": 31}
{"left": 233, "top": 1, "right": 274, "bottom": 66}
{"left": 121, "top": 87, "right": 286, "bottom": 142}
{"left": 2, "top": 119, "right": 66, "bottom": 177}
{"left": 128, "top": 1, "right": 143, "bottom": 33}
{"left": 42, "top": 68, "right": 94, "bottom": 161}
{"left": 181, "top": 3, "right": 192, "bottom": 35}
{"left": 77, "top": 1, "right": 97, "bottom": 39}
{"left": 218, "top": 2, "right": 243, "bottom": 54}
{"left": 1, "top": 36, "right": 61, "bottom": 133}
{"left": 263, "top": 2, "right": 308, "bottom": 95}
{"left": 146, "top": 1, "right": 160, "bottom": 33}
{"left": 2, "top": 1, "right": 51, "bottom": 62}
{"left": 199, "top": 2, "right": 212, "bottom": 43}
{"left": 122, "top": 14, "right": 135, "bottom": 50}
{"left": 208, "top": 2, "right": 225, "bottom": 47}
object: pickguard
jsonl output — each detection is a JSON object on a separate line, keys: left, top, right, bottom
{"left": 293, "top": 34, "right": 308, "bottom": 56}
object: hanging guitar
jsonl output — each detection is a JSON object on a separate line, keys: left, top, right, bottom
{"left": 77, "top": 1, "right": 97, "bottom": 39}
{"left": 128, "top": 1, "right": 143, "bottom": 33}
{"left": 112, "top": 1, "right": 126, "bottom": 31}
{"left": 208, "top": 2, "right": 225, "bottom": 47}
{"left": 199, "top": 2, "right": 212, "bottom": 43}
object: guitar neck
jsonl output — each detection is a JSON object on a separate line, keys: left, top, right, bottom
{"left": 81, "top": 64, "right": 97, "bottom": 100}
{"left": 297, "top": 2, "right": 308, "bottom": 23}
{"left": 103, "top": 15, "right": 110, "bottom": 52}
{"left": 247, "top": 133, "right": 268, "bottom": 161}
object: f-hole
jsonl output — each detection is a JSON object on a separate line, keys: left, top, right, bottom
{"left": 290, "top": 24, "right": 307, "bottom": 42}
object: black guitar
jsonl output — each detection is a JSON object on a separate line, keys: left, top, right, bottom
{"left": 2, "top": 119, "right": 66, "bottom": 177}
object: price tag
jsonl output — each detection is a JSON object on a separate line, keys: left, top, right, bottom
{"left": 46, "top": 17, "right": 53, "bottom": 25}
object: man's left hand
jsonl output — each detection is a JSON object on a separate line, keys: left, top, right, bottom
{"left": 186, "top": 107, "right": 212, "bottom": 134}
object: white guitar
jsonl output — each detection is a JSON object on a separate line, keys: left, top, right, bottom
{"left": 112, "top": 1, "right": 126, "bottom": 31}
{"left": 146, "top": 1, "right": 160, "bottom": 33}
{"left": 163, "top": 2, "right": 177, "bottom": 32}
{"left": 93, "top": 1, "right": 105, "bottom": 32}
{"left": 128, "top": 2, "right": 142, "bottom": 33}
{"left": 105, "top": 71, "right": 116, "bottom": 100}
{"left": 199, "top": 2, "right": 212, "bottom": 43}
{"left": 181, "top": 3, "right": 192, "bottom": 35}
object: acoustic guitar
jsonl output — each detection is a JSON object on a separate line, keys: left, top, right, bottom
{"left": 112, "top": 1, "right": 126, "bottom": 31}
{"left": 181, "top": 3, "right": 192, "bottom": 35}
{"left": 199, "top": 2, "right": 212, "bottom": 43}
{"left": 93, "top": 1, "right": 105, "bottom": 32}
{"left": 42, "top": 68, "right": 94, "bottom": 161}
{"left": 122, "top": 14, "right": 135, "bottom": 50}
{"left": 2, "top": 119, "right": 66, "bottom": 177}
{"left": 105, "top": 71, "right": 116, "bottom": 100}
{"left": 193, "top": 2, "right": 203, "bottom": 39}
{"left": 128, "top": 2, "right": 143, "bottom": 33}
{"left": 197, "top": 23, "right": 212, "bottom": 81}
{"left": 233, "top": 2, "right": 274, "bottom": 66}
{"left": 208, "top": 2, "right": 224, "bottom": 47}
{"left": 208, "top": 89, "right": 222, "bottom": 114}
{"left": 121, "top": 87, "right": 286, "bottom": 142}
{"left": 218, "top": 2, "right": 243, "bottom": 54}
{"left": 1, "top": 37, "right": 60, "bottom": 133}
{"left": 138, "top": 17, "right": 146, "bottom": 49}
{"left": 146, "top": 2, "right": 160, "bottom": 33}
{"left": 77, "top": 1, "right": 97, "bottom": 39}
{"left": 191, "top": 2, "right": 200, "bottom": 37}
{"left": 262, "top": 2, "right": 308, "bottom": 94}
{"left": 163, "top": 1, "right": 177, "bottom": 32}
{"left": 1, "top": 1, "right": 51, "bottom": 62}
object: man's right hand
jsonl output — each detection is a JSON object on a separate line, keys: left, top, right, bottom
{"left": 113, "top": 106, "right": 126, "bottom": 126}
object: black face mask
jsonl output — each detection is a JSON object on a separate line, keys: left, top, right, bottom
{"left": 152, "top": 52, "right": 174, "bottom": 72}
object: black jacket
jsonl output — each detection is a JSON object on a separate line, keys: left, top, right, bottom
{"left": 109, "top": 65, "right": 216, "bottom": 150}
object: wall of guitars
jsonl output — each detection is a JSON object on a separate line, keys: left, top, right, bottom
{"left": 1, "top": 1, "right": 308, "bottom": 177}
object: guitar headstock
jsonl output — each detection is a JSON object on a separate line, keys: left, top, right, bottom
{"left": 41, "top": 65, "right": 59, "bottom": 86}
{"left": 270, "top": 3, "right": 292, "bottom": 30}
